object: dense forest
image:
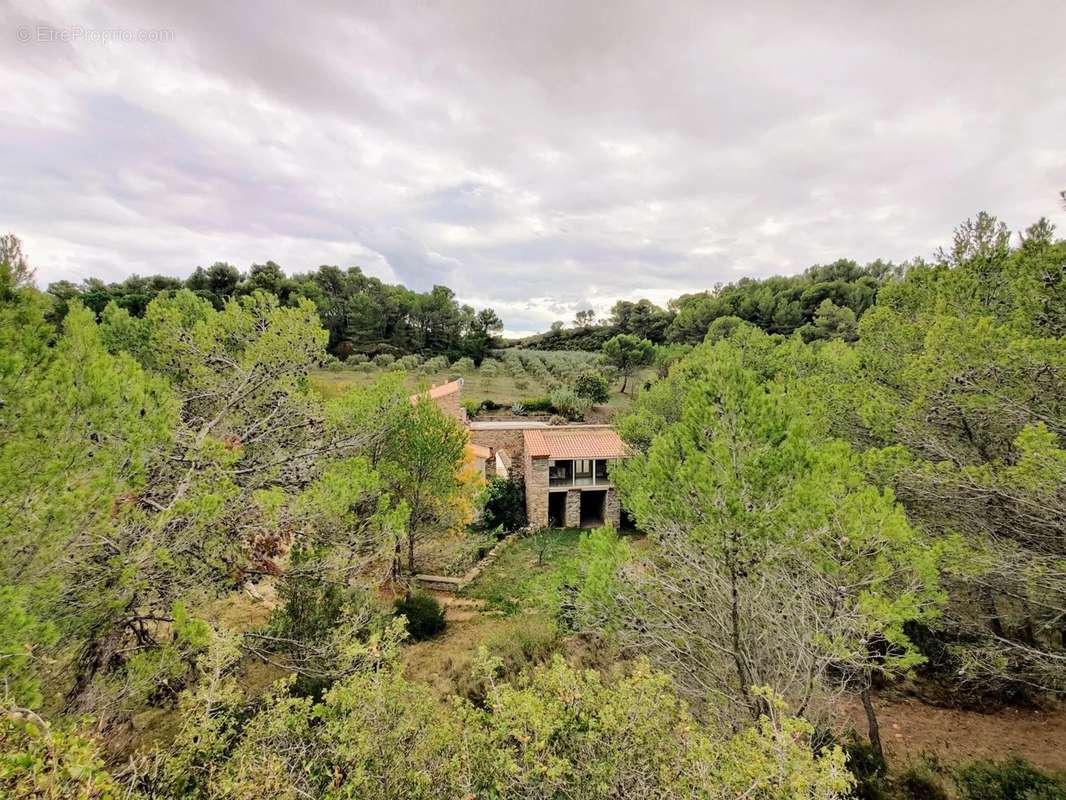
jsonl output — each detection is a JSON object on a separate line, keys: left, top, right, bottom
{"left": 46, "top": 261, "right": 505, "bottom": 363}
{"left": 2, "top": 212, "right": 1065, "bottom": 799}
{"left": 46, "top": 246, "right": 898, "bottom": 365}
{"left": 517, "top": 257, "right": 894, "bottom": 351}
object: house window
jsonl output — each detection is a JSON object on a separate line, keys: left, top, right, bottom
{"left": 549, "top": 459, "right": 573, "bottom": 487}
{"left": 595, "top": 459, "right": 609, "bottom": 483}
{"left": 574, "top": 459, "right": 594, "bottom": 486}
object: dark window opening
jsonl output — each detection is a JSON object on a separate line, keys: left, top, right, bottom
{"left": 548, "top": 492, "right": 567, "bottom": 527}
{"left": 579, "top": 490, "right": 606, "bottom": 528}
{"left": 549, "top": 459, "right": 573, "bottom": 487}
{"left": 594, "top": 459, "right": 609, "bottom": 482}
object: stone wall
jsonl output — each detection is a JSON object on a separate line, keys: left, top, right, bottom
{"left": 605, "top": 487, "right": 621, "bottom": 528}
{"left": 525, "top": 455, "right": 549, "bottom": 527}
{"left": 468, "top": 427, "right": 527, "bottom": 482}
{"left": 434, "top": 387, "right": 464, "bottom": 424}
{"left": 564, "top": 489, "right": 582, "bottom": 528}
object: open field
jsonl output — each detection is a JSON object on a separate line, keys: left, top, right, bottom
{"left": 310, "top": 349, "right": 655, "bottom": 416}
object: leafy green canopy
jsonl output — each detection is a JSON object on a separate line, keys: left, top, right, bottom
{"left": 0, "top": 279, "right": 410, "bottom": 720}
{"left": 48, "top": 262, "right": 505, "bottom": 362}
{"left": 126, "top": 641, "right": 851, "bottom": 800}
{"left": 835, "top": 214, "right": 1066, "bottom": 697}
{"left": 600, "top": 334, "right": 945, "bottom": 721}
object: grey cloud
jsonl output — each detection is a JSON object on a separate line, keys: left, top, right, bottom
{"left": 2, "top": 0, "right": 1065, "bottom": 333}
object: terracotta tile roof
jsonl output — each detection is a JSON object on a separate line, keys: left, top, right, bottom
{"left": 523, "top": 427, "right": 628, "bottom": 459}
{"left": 409, "top": 378, "right": 463, "bottom": 405}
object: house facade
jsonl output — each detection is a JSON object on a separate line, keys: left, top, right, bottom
{"left": 412, "top": 378, "right": 629, "bottom": 529}
{"left": 520, "top": 427, "right": 626, "bottom": 529}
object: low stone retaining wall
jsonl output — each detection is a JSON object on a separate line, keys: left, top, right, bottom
{"left": 413, "top": 528, "right": 528, "bottom": 593}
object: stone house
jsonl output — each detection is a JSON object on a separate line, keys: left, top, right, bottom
{"left": 520, "top": 426, "right": 627, "bottom": 529}
{"left": 412, "top": 377, "right": 630, "bottom": 529}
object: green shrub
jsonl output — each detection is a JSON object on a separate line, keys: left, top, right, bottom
{"left": 514, "top": 378, "right": 529, "bottom": 390}
{"left": 422, "top": 355, "right": 449, "bottom": 373}
{"left": 452, "top": 356, "right": 476, "bottom": 373}
{"left": 373, "top": 353, "right": 395, "bottom": 368}
{"left": 462, "top": 399, "right": 481, "bottom": 419}
{"left": 351, "top": 362, "right": 374, "bottom": 373}
{"left": 396, "top": 354, "right": 422, "bottom": 370}
{"left": 895, "top": 764, "right": 948, "bottom": 800}
{"left": 954, "top": 757, "right": 1066, "bottom": 800}
{"left": 522, "top": 396, "right": 554, "bottom": 413}
{"left": 549, "top": 387, "right": 592, "bottom": 420}
{"left": 479, "top": 361, "right": 499, "bottom": 378}
{"left": 347, "top": 352, "right": 369, "bottom": 365}
{"left": 477, "top": 477, "right": 527, "bottom": 533}
{"left": 573, "top": 370, "right": 610, "bottom": 404}
{"left": 842, "top": 736, "right": 887, "bottom": 800}
{"left": 394, "top": 592, "right": 446, "bottom": 640}
{"left": 480, "top": 399, "right": 502, "bottom": 411}
{"left": 268, "top": 546, "right": 366, "bottom": 645}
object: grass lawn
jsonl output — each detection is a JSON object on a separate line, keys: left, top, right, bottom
{"left": 461, "top": 528, "right": 586, "bottom": 615}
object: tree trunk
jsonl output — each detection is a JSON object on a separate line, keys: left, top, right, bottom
{"left": 407, "top": 529, "right": 415, "bottom": 575}
{"left": 620, "top": 372, "right": 628, "bottom": 394}
{"left": 860, "top": 686, "right": 885, "bottom": 766}
{"left": 728, "top": 561, "right": 762, "bottom": 719}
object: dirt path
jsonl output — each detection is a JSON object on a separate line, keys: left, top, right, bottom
{"left": 843, "top": 694, "right": 1066, "bottom": 772}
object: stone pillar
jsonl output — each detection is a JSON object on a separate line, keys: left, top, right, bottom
{"left": 604, "top": 488, "right": 621, "bottom": 528}
{"left": 526, "top": 456, "right": 549, "bottom": 528}
{"left": 564, "top": 489, "right": 582, "bottom": 528}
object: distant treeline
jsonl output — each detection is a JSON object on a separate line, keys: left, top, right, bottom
{"left": 47, "top": 262, "right": 504, "bottom": 363}
{"left": 517, "top": 258, "right": 898, "bottom": 350}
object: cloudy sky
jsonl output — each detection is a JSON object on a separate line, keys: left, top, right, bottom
{"left": 3, "top": 0, "right": 1065, "bottom": 334}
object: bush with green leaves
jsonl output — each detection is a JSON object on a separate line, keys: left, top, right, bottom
{"left": 521, "top": 396, "right": 554, "bottom": 413}
{"left": 422, "top": 354, "right": 449, "bottom": 373}
{"left": 462, "top": 399, "right": 481, "bottom": 418}
{"left": 455, "top": 616, "right": 559, "bottom": 702}
{"left": 141, "top": 655, "right": 852, "bottom": 800}
{"left": 0, "top": 710, "right": 122, "bottom": 799}
{"left": 346, "top": 352, "right": 369, "bottom": 364}
{"left": 894, "top": 764, "right": 949, "bottom": 800}
{"left": 394, "top": 592, "right": 446, "bottom": 640}
{"left": 396, "top": 354, "right": 422, "bottom": 370}
{"left": 550, "top": 387, "right": 592, "bottom": 420}
{"left": 268, "top": 546, "right": 349, "bottom": 644}
{"left": 0, "top": 587, "right": 57, "bottom": 709}
{"left": 572, "top": 369, "right": 610, "bottom": 404}
{"left": 452, "top": 356, "right": 476, "bottom": 373}
{"left": 373, "top": 353, "right": 395, "bottom": 368}
{"left": 954, "top": 757, "right": 1066, "bottom": 800}
{"left": 477, "top": 477, "right": 527, "bottom": 533}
